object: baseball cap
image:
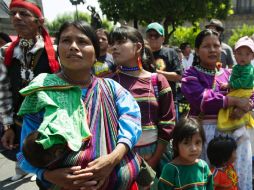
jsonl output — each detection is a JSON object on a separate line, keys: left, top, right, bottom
{"left": 146, "top": 22, "right": 165, "bottom": 36}
{"left": 205, "top": 19, "right": 224, "bottom": 32}
{"left": 235, "top": 36, "right": 254, "bottom": 53}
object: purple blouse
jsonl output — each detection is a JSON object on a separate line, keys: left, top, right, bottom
{"left": 112, "top": 71, "right": 175, "bottom": 143}
{"left": 181, "top": 66, "right": 231, "bottom": 117}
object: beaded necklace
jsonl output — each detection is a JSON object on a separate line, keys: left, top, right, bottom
{"left": 194, "top": 64, "right": 218, "bottom": 90}
{"left": 120, "top": 65, "right": 140, "bottom": 72}
{"left": 19, "top": 38, "right": 36, "bottom": 83}
{"left": 194, "top": 64, "right": 216, "bottom": 75}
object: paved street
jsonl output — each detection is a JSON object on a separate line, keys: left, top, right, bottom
{"left": 0, "top": 154, "right": 38, "bottom": 190}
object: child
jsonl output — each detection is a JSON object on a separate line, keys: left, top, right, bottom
{"left": 207, "top": 136, "right": 238, "bottom": 190}
{"left": 218, "top": 36, "right": 254, "bottom": 131}
{"left": 158, "top": 117, "right": 213, "bottom": 189}
{"left": 19, "top": 85, "right": 92, "bottom": 169}
{"left": 23, "top": 131, "right": 70, "bottom": 168}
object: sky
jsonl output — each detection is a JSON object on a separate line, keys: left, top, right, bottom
{"left": 42, "top": 0, "right": 101, "bottom": 22}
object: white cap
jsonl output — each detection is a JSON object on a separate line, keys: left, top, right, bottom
{"left": 235, "top": 36, "right": 254, "bottom": 53}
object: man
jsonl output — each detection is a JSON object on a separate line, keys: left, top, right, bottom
{"left": 180, "top": 42, "right": 194, "bottom": 71}
{"left": 93, "top": 28, "right": 116, "bottom": 77}
{"left": 0, "top": 0, "right": 59, "bottom": 182}
{"left": 146, "top": 22, "right": 182, "bottom": 98}
{"left": 205, "top": 19, "right": 236, "bottom": 68}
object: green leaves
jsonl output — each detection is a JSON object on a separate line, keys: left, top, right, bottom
{"left": 98, "top": 0, "right": 233, "bottom": 43}
{"left": 169, "top": 26, "right": 201, "bottom": 48}
{"left": 228, "top": 24, "right": 254, "bottom": 47}
{"left": 45, "top": 12, "right": 113, "bottom": 36}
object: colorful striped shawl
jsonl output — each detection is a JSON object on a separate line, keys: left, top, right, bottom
{"left": 53, "top": 77, "right": 141, "bottom": 190}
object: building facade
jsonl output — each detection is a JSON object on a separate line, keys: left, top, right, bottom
{"left": 223, "top": 0, "right": 254, "bottom": 40}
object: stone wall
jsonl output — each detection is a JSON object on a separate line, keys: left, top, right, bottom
{"left": 0, "top": 18, "right": 16, "bottom": 35}
{"left": 224, "top": 14, "right": 254, "bottom": 41}
{"left": 200, "top": 13, "right": 254, "bottom": 43}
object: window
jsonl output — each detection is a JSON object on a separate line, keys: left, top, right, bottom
{"left": 235, "top": 0, "right": 254, "bottom": 14}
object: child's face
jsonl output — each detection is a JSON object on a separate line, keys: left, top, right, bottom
{"left": 178, "top": 133, "right": 203, "bottom": 164}
{"left": 234, "top": 46, "right": 254, "bottom": 66}
{"left": 227, "top": 150, "right": 237, "bottom": 164}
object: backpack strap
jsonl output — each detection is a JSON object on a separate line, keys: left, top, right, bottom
{"left": 151, "top": 73, "right": 159, "bottom": 99}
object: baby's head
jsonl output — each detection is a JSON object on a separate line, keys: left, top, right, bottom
{"left": 234, "top": 36, "right": 254, "bottom": 66}
{"left": 207, "top": 136, "right": 237, "bottom": 168}
{"left": 22, "top": 131, "right": 67, "bottom": 168}
{"left": 171, "top": 117, "right": 205, "bottom": 163}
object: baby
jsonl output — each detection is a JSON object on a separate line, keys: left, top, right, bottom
{"left": 218, "top": 36, "right": 254, "bottom": 132}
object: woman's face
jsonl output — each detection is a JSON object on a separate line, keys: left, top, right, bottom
{"left": 58, "top": 25, "right": 96, "bottom": 71}
{"left": 196, "top": 35, "right": 221, "bottom": 69}
{"left": 111, "top": 39, "right": 139, "bottom": 66}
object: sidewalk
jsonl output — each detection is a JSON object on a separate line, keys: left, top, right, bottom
{"left": 0, "top": 154, "right": 38, "bottom": 190}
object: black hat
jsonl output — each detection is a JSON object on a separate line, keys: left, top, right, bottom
{"left": 205, "top": 19, "right": 224, "bottom": 32}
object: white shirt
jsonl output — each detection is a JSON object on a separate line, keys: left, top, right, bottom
{"left": 182, "top": 53, "right": 194, "bottom": 71}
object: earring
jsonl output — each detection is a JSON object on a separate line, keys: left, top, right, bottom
{"left": 137, "top": 56, "right": 143, "bottom": 69}
{"left": 57, "top": 56, "right": 62, "bottom": 66}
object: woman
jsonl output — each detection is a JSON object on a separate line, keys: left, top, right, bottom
{"left": 110, "top": 26, "right": 176, "bottom": 188}
{"left": 17, "top": 21, "right": 142, "bottom": 190}
{"left": 181, "top": 29, "right": 253, "bottom": 190}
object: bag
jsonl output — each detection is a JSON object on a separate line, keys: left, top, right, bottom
{"left": 151, "top": 73, "right": 173, "bottom": 177}
{"left": 136, "top": 157, "right": 156, "bottom": 187}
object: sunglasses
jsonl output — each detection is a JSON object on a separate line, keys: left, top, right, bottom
{"left": 147, "top": 33, "right": 161, "bottom": 39}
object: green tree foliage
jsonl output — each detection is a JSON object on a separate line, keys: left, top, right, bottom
{"left": 98, "top": 0, "right": 233, "bottom": 42}
{"left": 46, "top": 12, "right": 113, "bottom": 36}
{"left": 228, "top": 24, "right": 254, "bottom": 47}
{"left": 169, "top": 26, "right": 201, "bottom": 48}
{"left": 46, "top": 12, "right": 90, "bottom": 36}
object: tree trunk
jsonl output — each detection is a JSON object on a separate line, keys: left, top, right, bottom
{"left": 133, "top": 19, "right": 138, "bottom": 29}
{"left": 163, "top": 17, "right": 176, "bottom": 45}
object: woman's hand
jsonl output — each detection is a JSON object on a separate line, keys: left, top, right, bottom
{"left": 147, "top": 143, "right": 167, "bottom": 169}
{"left": 73, "top": 154, "right": 115, "bottom": 189}
{"left": 73, "top": 143, "right": 129, "bottom": 189}
{"left": 219, "top": 82, "right": 229, "bottom": 90}
{"left": 147, "top": 156, "right": 160, "bottom": 170}
{"left": 73, "top": 151, "right": 122, "bottom": 189}
{"left": 230, "top": 107, "right": 246, "bottom": 120}
{"left": 228, "top": 97, "right": 253, "bottom": 113}
{"left": 1, "top": 128, "right": 16, "bottom": 150}
{"left": 44, "top": 166, "right": 96, "bottom": 190}
{"left": 236, "top": 98, "right": 253, "bottom": 112}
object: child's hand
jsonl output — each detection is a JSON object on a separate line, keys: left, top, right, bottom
{"left": 220, "top": 82, "right": 229, "bottom": 90}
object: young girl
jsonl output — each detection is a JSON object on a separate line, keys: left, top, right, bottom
{"left": 110, "top": 26, "right": 176, "bottom": 189}
{"left": 158, "top": 117, "right": 213, "bottom": 189}
{"left": 207, "top": 136, "right": 238, "bottom": 190}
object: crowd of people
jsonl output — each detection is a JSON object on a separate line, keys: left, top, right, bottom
{"left": 0, "top": 0, "right": 254, "bottom": 190}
